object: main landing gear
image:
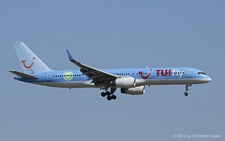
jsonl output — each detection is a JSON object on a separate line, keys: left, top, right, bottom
{"left": 184, "top": 84, "right": 191, "bottom": 96}
{"left": 101, "top": 85, "right": 117, "bottom": 101}
{"left": 101, "top": 91, "right": 117, "bottom": 101}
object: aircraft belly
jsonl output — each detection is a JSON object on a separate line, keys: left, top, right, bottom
{"left": 34, "top": 81, "right": 96, "bottom": 88}
{"left": 145, "top": 78, "right": 207, "bottom": 85}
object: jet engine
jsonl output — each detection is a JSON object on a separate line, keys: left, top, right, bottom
{"left": 121, "top": 86, "right": 145, "bottom": 95}
{"left": 111, "top": 77, "right": 136, "bottom": 88}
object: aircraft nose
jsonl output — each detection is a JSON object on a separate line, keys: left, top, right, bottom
{"left": 204, "top": 76, "right": 212, "bottom": 83}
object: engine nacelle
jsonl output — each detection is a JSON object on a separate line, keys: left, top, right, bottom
{"left": 111, "top": 77, "right": 136, "bottom": 88}
{"left": 121, "top": 86, "right": 145, "bottom": 95}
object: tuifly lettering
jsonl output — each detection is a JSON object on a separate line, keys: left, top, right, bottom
{"left": 156, "top": 69, "right": 184, "bottom": 78}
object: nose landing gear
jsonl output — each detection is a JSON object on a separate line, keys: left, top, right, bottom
{"left": 184, "top": 84, "right": 191, "bottom": 96}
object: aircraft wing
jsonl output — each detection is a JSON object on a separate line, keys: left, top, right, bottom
{"left": 66, "top": 50, "right": 119, "bottom": 81}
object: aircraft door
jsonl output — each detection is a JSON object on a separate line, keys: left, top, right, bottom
{"left": 188, "top": 70, "right": 192, "bottom": 78}
{"left": 47, "top": 73, "right": 51, "bottom": 81}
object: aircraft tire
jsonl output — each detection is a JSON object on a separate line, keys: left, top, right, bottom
{"left": 111, "top": 95, "right": 116, "bottom": 100}
{"left": 106, "top": 91, "right": 111, "bottom": 96}
{"left": 107, "top": 96, "right": 112, "bottom": 101}
{"left": 184, "top": 92, "right": 188, "bottom": 96}
{"left": 101, "top": 92, "right": 106, "bottom": 97}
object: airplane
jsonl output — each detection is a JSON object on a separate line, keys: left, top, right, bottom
{"left": 10, "top": 42, "right": 212, "bottom": 101}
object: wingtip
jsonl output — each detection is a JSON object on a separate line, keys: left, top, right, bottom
{"left": 13, "top": 42, "right": 24, "bottom": 46}
{"left": 66, "top": 49, "right": 76, "bottom": 62}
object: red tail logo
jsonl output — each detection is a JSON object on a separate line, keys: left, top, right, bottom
{"left": 139, "top": 69, "right": 152, "bottom": 79}
{"left": 21, "top": 57, "right": 35, "bottom": 69}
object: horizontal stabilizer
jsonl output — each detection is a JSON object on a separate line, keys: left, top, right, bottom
{"left": 9, "top": 70, "right": 39, "bottom": 79}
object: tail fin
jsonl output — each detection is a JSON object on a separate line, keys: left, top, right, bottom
{"left": 14, "top": 42, "right": 51, "bottom": 74}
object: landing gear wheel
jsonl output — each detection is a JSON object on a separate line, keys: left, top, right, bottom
{"left": 101, "top": 90, "right": 117, "bottom": 101}
{"left": 111, "top": 95, "right": 117, "bottom": 100}
{"left": 106, "top": 91, "right": 111, "bottom": 96}
{"left": 107, "top": 96, "right": 112, "bottom": 101}
{"left": 101, "top": 92, "right": 106, "bottom": 97}
{"left": 184, "top": 92, "right": 188, "bottom": 96}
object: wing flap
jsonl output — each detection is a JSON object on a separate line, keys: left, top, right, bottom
{"left": 9, "top": 70, "right": 39, "bottom": 79}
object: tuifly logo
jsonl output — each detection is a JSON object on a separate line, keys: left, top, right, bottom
{"left": 139, "top": 69, "right": 152, "bottom": 79}
{"left": 21, "top": 57, "right": 35, "bottom": 69}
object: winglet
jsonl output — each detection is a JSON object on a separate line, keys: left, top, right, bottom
{"left": 66, "top": 50, "right": 76, "bottom": 62}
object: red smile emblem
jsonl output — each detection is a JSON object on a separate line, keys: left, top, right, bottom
{"left": 139, "top": 69, "right": 152, "bottom": 79}
{"left": 21, "top": 57, "right": 35, "bottom": 69}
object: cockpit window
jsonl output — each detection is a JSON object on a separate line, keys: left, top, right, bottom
{"left": 198, "top": 72, "right": 206, "bottom": 75}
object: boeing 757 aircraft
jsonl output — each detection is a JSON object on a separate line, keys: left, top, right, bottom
{"left": 10, "top": 42, "right": 211, "bottom": 101}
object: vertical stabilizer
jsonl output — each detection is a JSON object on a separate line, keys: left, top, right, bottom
{"left": 14, "top": 42, "right": 51, "bottom": 74}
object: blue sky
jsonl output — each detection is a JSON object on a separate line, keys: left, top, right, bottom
{"left": 0, "top": 0, "right": 224, "bottom": 140}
